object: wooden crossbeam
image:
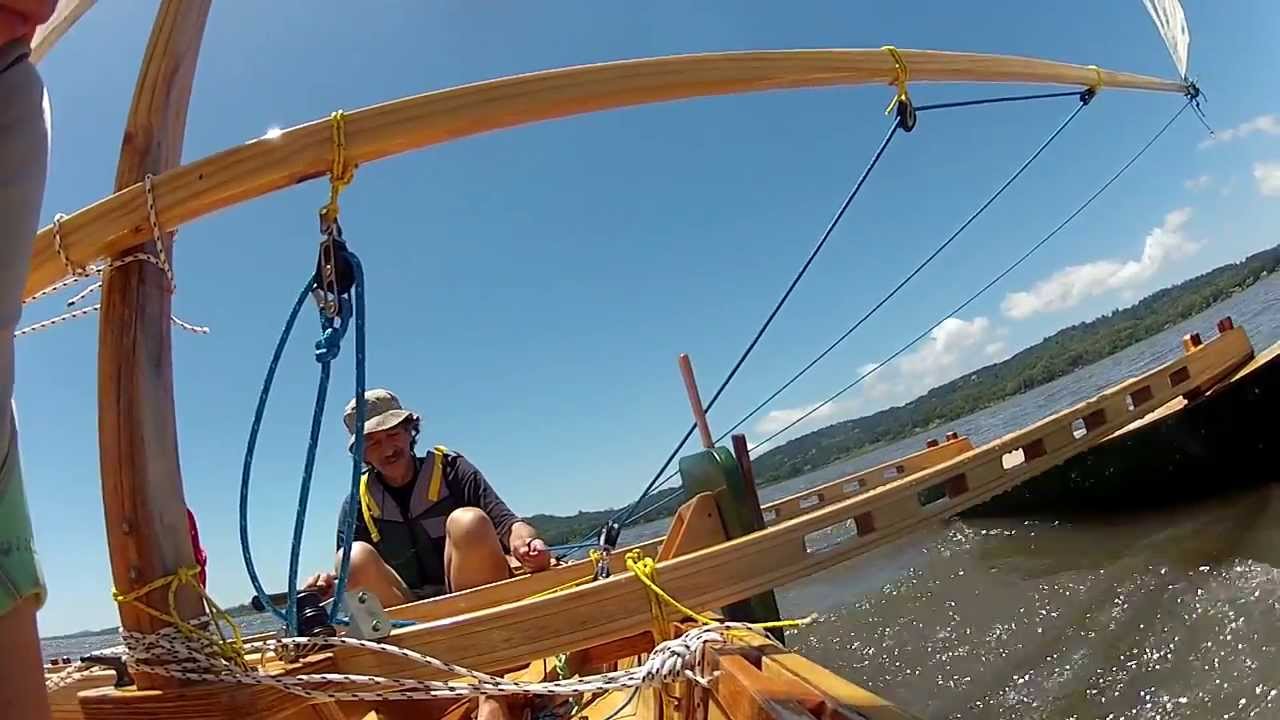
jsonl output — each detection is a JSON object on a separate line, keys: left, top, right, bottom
{"left": 26, "top": 49, "right": 1185, "bottom": 299}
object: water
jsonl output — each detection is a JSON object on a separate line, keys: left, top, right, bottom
{"left": 43, "top": 274, "right": 1280, "bottom": 718}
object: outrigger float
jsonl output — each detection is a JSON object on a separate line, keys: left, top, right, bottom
{"left": 31, "top": 2, "right": 1277, "bottom": 720}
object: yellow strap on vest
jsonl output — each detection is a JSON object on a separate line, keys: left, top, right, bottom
{"left": 358, "top": 471, "right": 382, "bottom": 543}
{"left": 426, "top": 445, "right": 449, "bottom": 502}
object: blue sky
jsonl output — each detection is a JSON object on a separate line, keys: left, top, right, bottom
{"left": 20, "top": 1, "right": 1280, "bottom": 635}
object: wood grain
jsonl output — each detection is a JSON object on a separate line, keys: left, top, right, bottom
{"left": 95, "top": 0, "right": 211, "bottom": 692}
{"left": 76, "top": 328, "right": 1254, "bottom": 717}
{"left": 25, "top": 49, "right": 1186, "bottom": 298}
{"left": 29, "top": 0, "right": 98, "bottom": 64}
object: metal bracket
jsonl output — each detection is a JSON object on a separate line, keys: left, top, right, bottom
{"left": 81, "top": 654, "right": 134, "bottom": 689}
{"left": 345, "top": 590, "right": 391, "bottom": 640}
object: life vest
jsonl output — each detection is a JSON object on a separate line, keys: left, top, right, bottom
{"left": 355, "top": 445, "right": 460, "bottom": 594}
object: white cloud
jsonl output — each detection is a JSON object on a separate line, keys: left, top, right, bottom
{"left": 1001, "top": 208, "right": 1201, "bottom": 320}
{"left": 1253, "top": 162, "right": 1280, "bottom": 197}
{"left": 751, "top": 317, "right": 1005, "bottom": 447}
{"left": 1184, "top": 175, "right": 1212, "bottom": 191}
{"left": 1199, "top": 114, "right": 1280, "bottom": 149}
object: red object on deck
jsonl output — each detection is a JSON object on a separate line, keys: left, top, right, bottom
{"left": 187, "top": 508, "right": 208, "bottom": 588}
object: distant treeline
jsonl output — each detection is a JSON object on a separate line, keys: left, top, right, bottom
{"left": 537, "top": 243, "right": 1279, "bottom": 543}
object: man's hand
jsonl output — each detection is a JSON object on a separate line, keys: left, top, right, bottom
{"left": 301, "top": 571, "right": 337, "bottom": 600}
{"left": 508, "top": 522, "right": 551, "bottom": 572}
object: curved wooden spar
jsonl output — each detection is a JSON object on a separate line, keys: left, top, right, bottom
{"left": 30, "top": 0, "right": 98, "bottom": 64}
{"left": 25, "top": 48, "right": 1186, "bottom": 298}
{"left": 97, "top": 0, "right": 210, "bottom": 691}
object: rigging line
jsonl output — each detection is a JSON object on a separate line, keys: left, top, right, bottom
{"left": 240, "top": 279, "right": 315, "bottom": 625}
{"left": 914, "top": 89, "right": 1083, "bottom": 113}
{"left": 706, "top": 91, "right": 1093, "bottom": 454}
{"left": 748, "top": 98, "right": 1194, "bottom": 454}
{"left": 559, "top": 97, "right": 1189, "bottom": 558}
{"left": 616, "top": 112, "right": 907, "bottom": 526}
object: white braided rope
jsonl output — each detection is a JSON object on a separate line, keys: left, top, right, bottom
{"left": 114, "top": 623, "right": 738, "bottom": 702}
{"left": 44, "top": 643, "right": 128, "bottom": 692}
{"left": 19, "top": 175, "right": 209, "bottom": 336}
{"left": 45, "top": 661, "right": 102, "bottom": 692}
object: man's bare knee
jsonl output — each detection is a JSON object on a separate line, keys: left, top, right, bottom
{"left": 446, "top": 507, "right": 498, "bottom": 543}
{"left": 336, "top": 540, "right": 381, "bottom": 583}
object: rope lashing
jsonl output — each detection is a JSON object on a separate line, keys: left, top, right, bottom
{"left": 111, "top": 564, "right": 248, "bottom": 670}
{"left": 748, "top": 98, "right": 1195, "bottom": 452}
{"left": 1087, "top": 64, "right": 1105, "bottom": 94}
{"left": 109, "top": 621, "right": 742, "bottom": 701}
{"left": 18, "top": 174, "right": 209, "bottom": 336}
{"left": 623, "top": 550, "right": 814, "bottom": 641}
{"left": 319, "top": 110, "right": 357, "bottom": 230}
{"left": 882, "top": 45, "right": 912, "bottom": 116}
{"left": 526, "top": 550, "right": 606, "bottom": 600}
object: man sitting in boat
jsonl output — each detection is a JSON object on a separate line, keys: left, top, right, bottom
{"left": 304, "top": 388, "right": 551, "bottom": 606}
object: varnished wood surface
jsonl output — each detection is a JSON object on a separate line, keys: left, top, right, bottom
{"left": 75, "top": 328, "right": 1255, "bottom": 717}
{"left": 96, "top": 0, "right": 211, "bottom": 691}
{"left": 320, "top": 327, "right": 1251, "bottom": 680}
{"left": 24, "top": 49, "right": 1186, "bottom": 298}
{"left": 29, "top": 0, "right": 97, "bottom": 63}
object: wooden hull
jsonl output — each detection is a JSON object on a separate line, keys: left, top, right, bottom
{"left": 49, "top": 319, "right": 1265, "bottom": 720}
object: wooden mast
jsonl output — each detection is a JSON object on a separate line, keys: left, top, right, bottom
{"left": 97, "top": 0, "right": 211, "bottom": 691}
{"left": 23, "top": 48, "right": 1188, "bottom": 298}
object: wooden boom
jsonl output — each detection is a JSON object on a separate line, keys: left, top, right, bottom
{"left": 25, "top": 48, "right": 1187, "bottom": 298}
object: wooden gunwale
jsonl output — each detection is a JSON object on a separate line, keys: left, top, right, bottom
{"left": 25, "top": 49, "right": 1186, "bottom": 299}
{"left": 330, "top": 326, "right": 1254, "bottom": 674}
{"left": 77, "top": 325, "right": 1254, "bottom": 718}
{"left": 51, "top": 435, "right": 969, "bottom": 717}
{"left": 379, "top": 434, "right": 972, "bottom": 628}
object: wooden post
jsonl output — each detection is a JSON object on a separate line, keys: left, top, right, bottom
{"left": 97, "top": 0, "right": 211, "bottom": 691}
{"left": 678, "top": 353, "right": 714, "bottom": 449}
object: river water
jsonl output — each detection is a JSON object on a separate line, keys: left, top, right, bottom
{"left": 44, "top": 273, "right": 1280, "bottom": 718}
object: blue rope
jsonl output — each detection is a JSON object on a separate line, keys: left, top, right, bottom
{"left": 240, "top": 280, "right": 315, "bottom": 625}
{"left": 330, "top": 252, "right": 366, "bottom": 624}
{"left": 616, "top": 114, "right": 905, "bottom": 529}
{"left": 239, "top": 246, "right": 366, "bottom": 636}
{"left": 751, "top": 98, "right": 1193, "bottom": 449}
{"left": 915, "top": 90, "right": 1083, "bottom": 113}
{"left": 705, "top": 94, "right": 1093, "bottom": 447}
{"left": 578, "top": 92, "right": 1094, "bottom": 549}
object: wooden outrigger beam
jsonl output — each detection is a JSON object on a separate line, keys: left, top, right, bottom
{"left": 97, "top": 0, "right": 211, "bottom": 691}
{"left": 78, "top": 322, "right": 1252, "bottom": 719}
{"left": 25, "top": 48, "right": 1187, "bottom": 298}
{"left": 383, "top": 433, "right": 972, "bottom": 626}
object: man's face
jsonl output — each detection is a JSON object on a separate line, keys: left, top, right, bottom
{"left": 363, "top": 422, "right": 413, "bottom": 475}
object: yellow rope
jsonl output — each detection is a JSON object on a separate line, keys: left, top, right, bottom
{"left": 112, "top": 565, "right": 248, "bottom": 670}
{"left": 881, "top": 46, "right": 911, "bottom": 115}
{"left": 1087, "top": 64, "right": 1105, "bottom": 94}
{"left": 319, "top": 110, "right": 357, "bottom": 227}
{"left": 624, "top": 549, "right": 814, "bottom": 642}
{"left": 526, "top": 550, "right": 607, "bottom": 600}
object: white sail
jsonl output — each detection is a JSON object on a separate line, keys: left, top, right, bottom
{"left": 1142, "top": 0, "right": 1191, "bottom": 79}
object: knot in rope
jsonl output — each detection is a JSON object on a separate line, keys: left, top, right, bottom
{"left": 111, "top": 565, "right": 248, "bottom": 670}
{"left": 319, "top": 110, "right": 357, "bottom": 230}
{"left": 314, "top": 321, "right": 347, "bottom": 363}
{"left": 1086, "top": 64, "right": 1105, "bottom": 94}
{"left": 640, "top": 627, "right": 724, "bottom": 688}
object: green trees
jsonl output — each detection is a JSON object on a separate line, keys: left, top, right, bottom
{"left": 750, "top": 244, "right": 1280, "bottom": 483}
